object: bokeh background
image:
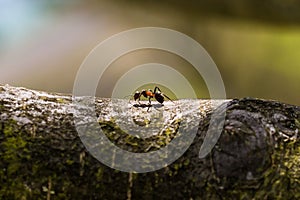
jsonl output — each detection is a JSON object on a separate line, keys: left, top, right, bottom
{"left": 1, "top": 0, "right": 299, "bottom": 105}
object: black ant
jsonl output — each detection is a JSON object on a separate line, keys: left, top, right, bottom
{"left": 133, "top": 86, "right": 173, "bottom": 105}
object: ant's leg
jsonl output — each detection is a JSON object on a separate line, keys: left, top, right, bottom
{"left": 148, "top": 97, "right": 152, "bottom": 105}
{"left": 137, "top": 93, "right": 143, "bottom": 104}
{"left": 147, "top": 106, "right": 151, "bottom": 112}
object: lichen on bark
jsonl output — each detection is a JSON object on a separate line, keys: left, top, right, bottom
{"left": 0, "top": 84, "right": 299, "bottom": 199}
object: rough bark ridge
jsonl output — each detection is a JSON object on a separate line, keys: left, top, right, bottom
{"left": 0, "top": 84, "right": 299, "bottom": 199}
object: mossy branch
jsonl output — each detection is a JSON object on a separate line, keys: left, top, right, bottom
{"left": 0, "top": 84, "right": 299, "bottom": 199}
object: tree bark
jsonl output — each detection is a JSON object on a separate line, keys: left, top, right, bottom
{"left": 0, "top": 84, "right": 299, "bottom": 199}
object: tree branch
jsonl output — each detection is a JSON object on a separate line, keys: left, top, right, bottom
{"left": 0, "top": 84, "right": 299, "bottom": 199}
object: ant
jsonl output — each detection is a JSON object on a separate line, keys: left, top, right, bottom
{"left": 133, "top": 86, "right": 173, "bottom": 105}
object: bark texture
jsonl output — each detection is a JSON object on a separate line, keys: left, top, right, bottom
{"left": 0, "top": 84, "right": 299, "bottom": 199}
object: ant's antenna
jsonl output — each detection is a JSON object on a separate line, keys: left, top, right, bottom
{"left": 162, "top": 93, "right": 175, "bottom": 104}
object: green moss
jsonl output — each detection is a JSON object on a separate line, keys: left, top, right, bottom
{"left": 0, "top": 97, "right": 299, "bottom": 199}
{"left": 0, "top": 120, "right": 32, "bottom": 199}
{"left": 56, "top": 98, "right": 68, "bottom": 104}
{"left": 223, "top": 138, "right": 300, "bottom": 199}
{"left": 66, "top": 159, "right": 74, "bottom": 165}
{"left": 183, "top": 158, "right": 190, "bottom": 166}
{"left": 95, "top": 167, "right": 104, "bottom": 181}
{"left": 99, "top": 120, "right": 179, "bottom": 153}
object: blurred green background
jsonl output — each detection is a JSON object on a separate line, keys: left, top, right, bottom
{"left": 0, "top": 0, "right": 299, "bottom": 105}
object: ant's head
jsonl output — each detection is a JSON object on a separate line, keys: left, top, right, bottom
{"left": 155, "top": 93, "right": 164, "bottom": 104}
